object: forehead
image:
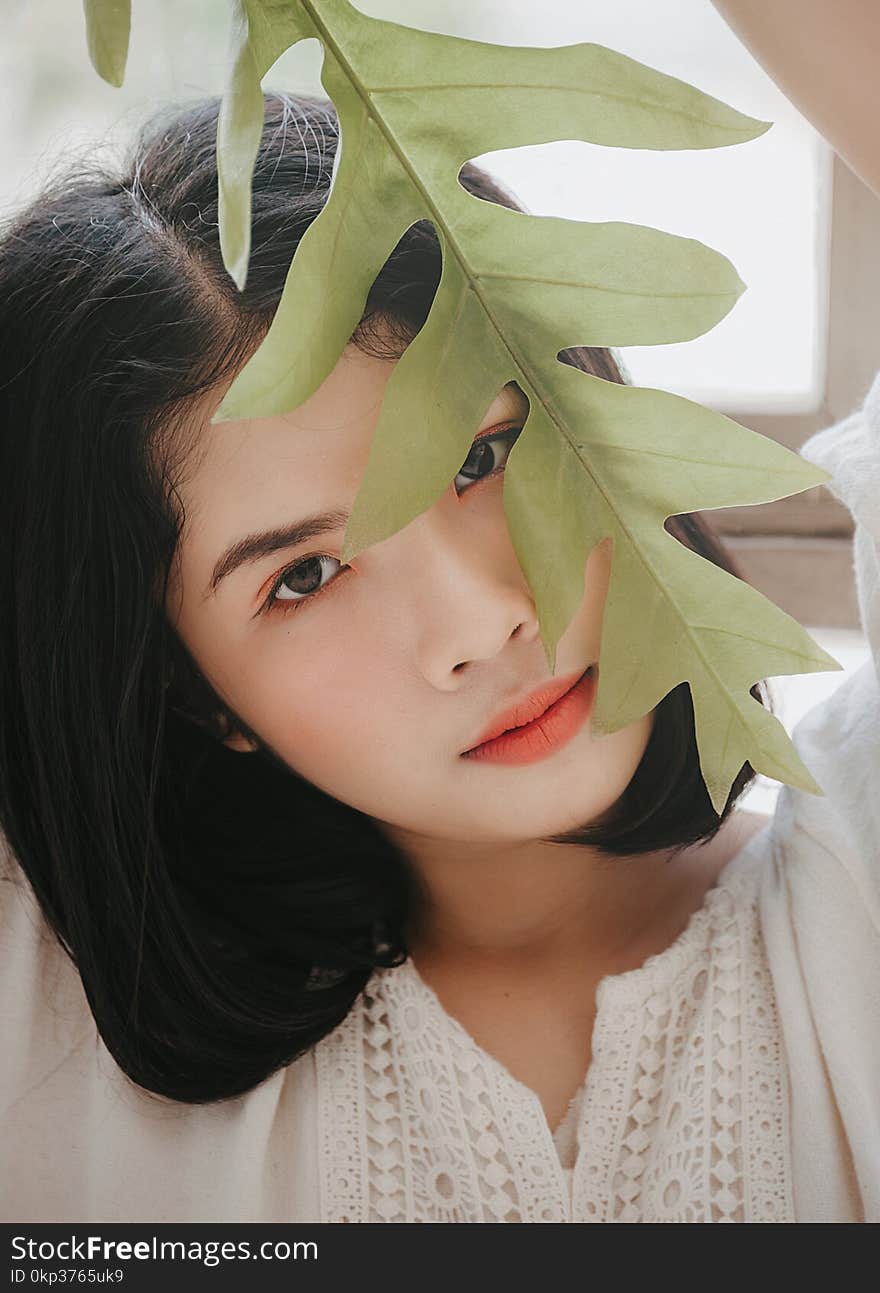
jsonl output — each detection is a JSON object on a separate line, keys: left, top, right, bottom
{"left": 166, "top": 346, "right": 529, "bottom": 617}
{"left": 181, "top": 347, "right": 528, "bottom": 520}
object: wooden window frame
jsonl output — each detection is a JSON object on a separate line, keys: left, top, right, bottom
{"left": 707, "top": 153, "right": 880, "bottom": 629}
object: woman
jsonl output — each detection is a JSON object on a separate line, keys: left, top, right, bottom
{"left": 0, "top": 19, "right": 877, "bottom": 1221}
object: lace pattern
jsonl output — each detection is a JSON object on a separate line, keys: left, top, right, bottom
{"left": 316, "top": 850, "right": 793, "bottom": 1222}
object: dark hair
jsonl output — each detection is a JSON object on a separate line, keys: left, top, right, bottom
{"left": 0, "top": 92, "right": 771, "bottom": 1103}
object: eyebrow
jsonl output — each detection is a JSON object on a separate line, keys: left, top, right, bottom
{"left": 206, "top": 508, "right": 349, "bottom": 599}
{"left": 205, "top": 386, "right": 528, "bottom": 599}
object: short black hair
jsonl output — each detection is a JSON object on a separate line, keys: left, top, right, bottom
{"left": 0, "top": 92, "right": 771, "bottom": 1103}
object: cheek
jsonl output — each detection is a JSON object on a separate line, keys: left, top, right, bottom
{"left": 236, "top": 624, "right": 404, "bottom": 781}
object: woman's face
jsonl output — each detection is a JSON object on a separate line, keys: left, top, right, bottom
{"left": 168, "top": 343, "right": 653, "bottom": 846}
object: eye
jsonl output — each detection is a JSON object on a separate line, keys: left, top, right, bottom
{"left": 260, "top": 423, "right": 523, "bottom": 618}
{"left": 454, "top": 424, "right": 522, "bottom": 495}
{"left": 265, "top": 554, "right": 346, "bottom": 615}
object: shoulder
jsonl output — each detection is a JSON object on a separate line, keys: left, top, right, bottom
{"left": 0, "top": 827, "right": 99, "bottom": 1111}
{"left": 781, "top": 659, "right": 880, "bottom": 927}
{"left": 790, "top": 373, "right": 880, "bottom": 923}
{"left": 755, "top": 657, "right": 880, "bottom": 1007}
{"left": 0, "top": 828, "right": 60, "bottom": 974}
{"left": 756, "top": 690, "right": 880, "bottom": 1196}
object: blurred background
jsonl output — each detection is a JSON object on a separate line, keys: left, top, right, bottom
{"left": 4, "top": 0, "right": 878, "bottom": 813}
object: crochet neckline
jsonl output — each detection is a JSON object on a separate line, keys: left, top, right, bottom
{"left": 388, "top": 817, "right": 770, "bottom": 1137}
{"left": 320, "top": 808, "right": 787, "bottom": 1219}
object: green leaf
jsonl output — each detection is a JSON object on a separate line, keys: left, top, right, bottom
{"left": 213, "top": 0, "right": 838, "bottom": 814}
{"left": 214, "top": 0, "right": 770, "bottom": 417}
{"left": 82, "top": 0, "right": 131, "bottom": 88}
{"left": 499, "top": 371, "right": 841, "bottom": 812}
{"left": 218, "top": 1, "right": 313, "bottom": 290}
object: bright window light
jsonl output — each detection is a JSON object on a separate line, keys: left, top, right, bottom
{"left": 359, "top": 0, "right": 832, "bottom": 413}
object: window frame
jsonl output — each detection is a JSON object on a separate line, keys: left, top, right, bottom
{"left": 706, "top": 154, "right": 880, "bottom": 629}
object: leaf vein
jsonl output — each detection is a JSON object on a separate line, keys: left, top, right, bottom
{"left": 368, "top": 82, "right": 757, "bottom": 135}
{"left": 476, "top": 272, "right": 733, "bottom": 300}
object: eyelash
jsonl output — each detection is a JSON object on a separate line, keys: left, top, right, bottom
{"left": 261, "top": 423, "right": 523, "bottom": 618}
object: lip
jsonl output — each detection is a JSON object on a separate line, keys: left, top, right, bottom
{"left": 461, "top": 665, "right": 596, "bottom": 759}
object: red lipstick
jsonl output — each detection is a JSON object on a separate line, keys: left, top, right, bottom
{"left": 461, "top": 665, "right": 597, "bottom": 766}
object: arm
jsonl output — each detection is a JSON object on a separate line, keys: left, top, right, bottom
{"left": 710, "top": 0, "right": 880, "bottom": 198}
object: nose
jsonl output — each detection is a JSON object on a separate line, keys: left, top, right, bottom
{"left": 389, "top": 483, "right": 542, "bottom": 690}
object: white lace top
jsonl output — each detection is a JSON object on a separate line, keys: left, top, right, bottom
{"left": 315, "top": 838, "right": 790, "bottom": 1222}
{"left": 2, "top": 379, "right": 880, "bottom": 1224}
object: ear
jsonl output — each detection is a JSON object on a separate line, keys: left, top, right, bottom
{"left": 222, "top": 730, "right": 259, "bottom": 754}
